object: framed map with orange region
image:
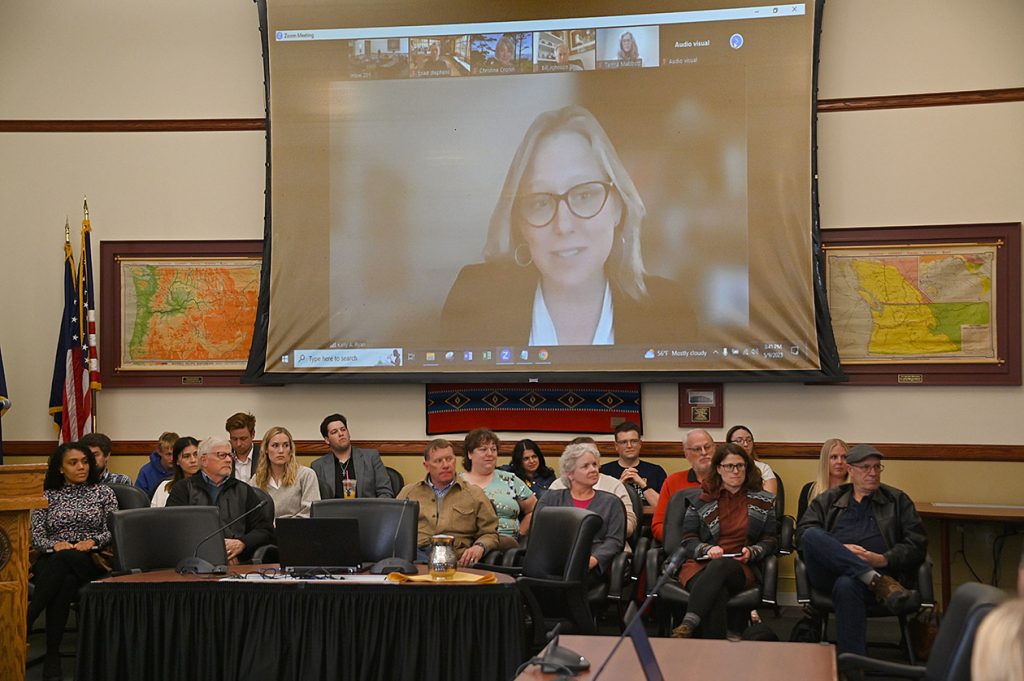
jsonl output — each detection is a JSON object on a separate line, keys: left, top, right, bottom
{"left": 821, "top": 224, "right": 1020, "bottom": 386}
{"left": 100, "top": 240, "right": 263, "bottom": 387}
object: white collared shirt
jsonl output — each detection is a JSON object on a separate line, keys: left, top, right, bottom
{"left": 232, "top": 447, "right": 254, "bottom": 483}
{"left": 529, "top": 281, "right": 614, "bottom": 346}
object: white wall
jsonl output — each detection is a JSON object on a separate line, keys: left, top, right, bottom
{"left": 1, "top": 0, "right": 1023, "bottom": 453}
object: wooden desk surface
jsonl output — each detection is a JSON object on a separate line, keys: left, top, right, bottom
{"left": 917, "top": 502, "right": 1024, "bottom": 522}
{"left": 96, "top": 563, "right": 515, "bottom": 584}
{"left": 515, "top": 635, "right": 837, "bottom": 681}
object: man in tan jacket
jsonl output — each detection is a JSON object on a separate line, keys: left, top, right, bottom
{"left": 397, "top": 438, "right": 499, "bottom": 565}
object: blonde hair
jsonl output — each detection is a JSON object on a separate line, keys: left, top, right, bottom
{"left": 253, "top": 426, "right": 297, "bottom": 489}
{"left": 971, "top": 598, "right": 1024, "bottom": 681}
{"left": 482, "top": 105, "right": 647, "bottom": 301}
{"left": 807, "top": 438, "right": 850, "bottom": 504}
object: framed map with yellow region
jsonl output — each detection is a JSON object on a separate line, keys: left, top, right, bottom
{"left": 100, "top": 240, "right": 263, "bottom": 387}
{"left": 822, "top": 224, "right": 1020, "bottom": 386}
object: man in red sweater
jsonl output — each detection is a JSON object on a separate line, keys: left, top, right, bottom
{"left": 650, "top": 429, "right": 715, "bottom": 541}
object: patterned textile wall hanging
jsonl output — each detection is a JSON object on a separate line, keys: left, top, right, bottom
{"left": 425, "top": 383, "right": 641, "bottom": 435}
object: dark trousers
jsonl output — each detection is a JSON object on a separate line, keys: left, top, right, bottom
{"left": 28, "top": 550, "right": 104, "bottom": 655}
{"left": 800, "top": 527, "right": 880, "bottom": 655}
{"left": 685, "top": 558, "right": 747, "bottom": 638}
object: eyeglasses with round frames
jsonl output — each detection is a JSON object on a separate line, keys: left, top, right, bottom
{"left": 848, "top": 463, "right": 884, "bottom": 473}
{"left": 515, "top": 181, "right": 614, "bottom": 227}
{"left": 718, "top": 462, "right": 746, "bottom": 472}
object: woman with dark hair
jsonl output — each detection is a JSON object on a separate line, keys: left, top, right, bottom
{"left": 441, "top": 104, "right": 694, "bottom": 346}
{"left": 502, "top": 438, "right": 557, "bottom": 493}
{"left": 29, "top": 442, "right": 118, "bottom": 679}
{"left": 460, "top": 428, "right": 536, "bottom": 550}
{"left": 150, "top": 436, "right": 200, "bottom": 508}
{"left": 670, "top": 443, "right": 777, "bottom": 640}
{"left": 725, "top": 424, "right": 778, "bottom": 495}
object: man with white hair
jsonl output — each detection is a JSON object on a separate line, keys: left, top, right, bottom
{"left": 650, "top": 429, "right": 714, "bottom": 542}
{"left": 167, "top": 436, "right": 274, "bottom": 563}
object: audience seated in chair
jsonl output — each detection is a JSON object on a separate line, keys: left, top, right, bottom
{"left": 725, "top": 425, "right": 778, "bottom": 496}
{"left": 250, "top": 426, "right": 320, "bottom": 521}
{"left": 670, "top": 443, "right": 777, "bottom": 640}
{"left": 795, "top": 444, "right": 928, "bottom": 657}
{"left": 396, "top": 438, "right": 499, "bottom": 565}
{"left": 81, "top": 432, "right": 131, "bottom": 485}
{"left": 134, "top": 431, "right": 179, "bottom": 498}
{"left": 797, "top": 438, "right": 849, "bottom": 522}
{"left": 311, "top": 413, "right": 395, "bottom": 499}
{"left": 651, "top": 429, "right": 713, "bottom": 542}
{"left": 166, "top": 436, "right": 274, "bottom": 563}
{"left": 29, "top": 442, "right": 118, "bottom": 680}
{"left": 460, "top": 428, "right": 536, "bottom": 551}
{"left": 150, "top": 436, "right": 200, "bottom": 508}
{"left": 225, "top": 411, "right": 260, "bottom": 484}
{"left": 600, "top": 421, "right": 667, "bottom": 508}
{"left": 972, "top": 597, "right": 1024, "bottom": 681}
{"left": 550, "top": 435, "right": 637, "bottom": 538}
{"left": 499, "top": 438, "right": 557, "bottom": 494}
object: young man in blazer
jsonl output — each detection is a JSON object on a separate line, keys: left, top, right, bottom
{"left": 311, "top": 413, "right": 394, "bottom": 499}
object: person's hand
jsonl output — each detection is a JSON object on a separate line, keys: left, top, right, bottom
{"left": 707, "top": 545, "right": 725, "bottom": 559}
{"left": 459, "top": 544, "right": 485, "bottom": 566}
{"left": 224, "top": 538, "right": 246, "bottom": 561}
{"left": 74, "top": 539, "right": 97, "bottom": 552}
{"left": 53, "top": 541, "right": 74, "bottom": 552}
{"left": 733, "top": 547, "right": 751, "bottom": 564}
{"left": 589, "top": 556, "right": 599, "bottom": 570}
{"left": 619, "top": 468, "right": 642, "bottom": 486}
{"left": 845, "top": 543, "right": 887, "bottom": 567}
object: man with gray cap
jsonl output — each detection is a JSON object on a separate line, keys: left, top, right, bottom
{"left": 796, "top": 444, "right": 927, "bottom": 657}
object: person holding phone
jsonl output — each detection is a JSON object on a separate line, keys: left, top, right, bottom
{"left": 670, "top": 443, "right": 777, "bottom": 639}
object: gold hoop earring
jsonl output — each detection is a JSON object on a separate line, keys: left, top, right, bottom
{"left": 514, "top": 244, "right": 533, "bottom": 267}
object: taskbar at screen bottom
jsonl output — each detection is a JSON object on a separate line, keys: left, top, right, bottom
{"left": 280, "top": 341, "right": 819, "bottom": 372}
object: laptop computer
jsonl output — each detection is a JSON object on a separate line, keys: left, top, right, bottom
{"left": 276, "top": 517, "right": 364, "bottom": 574}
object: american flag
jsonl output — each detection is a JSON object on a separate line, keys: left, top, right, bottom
{"left": 79, "top": 202, "right": 102, "bottom": 391}
{"left": 48, "top": 234, "right": 92, "bottom": 443}
{"left": 0, "top": 344, "right": 9, "bottom": 463}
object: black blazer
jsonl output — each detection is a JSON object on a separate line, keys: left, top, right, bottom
{"left": 440, "top": 262, "right": 697, "bottom": 345}
{"left": 231, "top": 443, "right": 260, "bottom": 479}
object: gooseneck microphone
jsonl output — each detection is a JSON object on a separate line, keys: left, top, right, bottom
{"left": 176, "top": 500, "right": 268, "bottom": 575}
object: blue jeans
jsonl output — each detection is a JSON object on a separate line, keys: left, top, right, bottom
{"left": 800, "top": 527, "right": 876, "bottom": 655}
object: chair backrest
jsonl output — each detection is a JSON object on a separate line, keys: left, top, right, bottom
{"left": 623, "top": 484, "right": 643, "bottom": 548}
{"left": 247, "top": 486, "right": 277, "bottom": 524}
{"left": 108, "top": 482, "right": 151, "bottom": 510}
{"left": 109, "top": 506, "right": 227, "bottom": 572}
{"left": 385, "top": 467, "right": 405, "bottom": 496}
{"left": 662, "top": 487, "right": 702, "bottom": 549}
{"left": 925, "top": 582, "right": 1007, "bottom": 681}
{"left": 522, "top": 506, "right": 602, "bottom": 582}
{"left": 310, "top": 498, "right": 418, "bottom": 562}
{"left": 772, "top": 471, "right": 786, "bottom": 522}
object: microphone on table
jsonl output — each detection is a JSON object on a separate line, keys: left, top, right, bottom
{"left": 369, "top": 499, "right": 417, "bottom": 575}
{"left": 589, "top": 544, "right": 688, "bottom": 681}
{"left": 176, "top": 500, "right": 268, "bottom": 575}
{"left": 536, "top": 621, "right": 590, "bottom": 675}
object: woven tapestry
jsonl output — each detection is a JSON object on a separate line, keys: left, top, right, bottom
{"left": 426, "top": 383, "right": 641, "bottom": 435}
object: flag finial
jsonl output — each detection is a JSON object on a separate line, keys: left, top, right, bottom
{"left": 65, "top": 217, "right": 71, "bottom": 244}
{"left": 83, "top": 197, "right": 89, "bottom": 219}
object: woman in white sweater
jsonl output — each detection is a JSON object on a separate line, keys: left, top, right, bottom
{"left": 250, "top": 426, "right": 320, "bottom": 522}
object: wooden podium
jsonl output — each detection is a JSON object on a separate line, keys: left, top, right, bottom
{"left": 0, "top": 464, "right": 47, "bottom": 681}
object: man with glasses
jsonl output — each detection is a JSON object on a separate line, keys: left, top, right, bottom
{"left": 650, "top": 429, "right": 714, "bottom": 542}
{"left": 167, "top": 436, "right": 274, "bottom": 564}
{"left": 796, "top": 444, "right": 927, "bottom": 657}
{"left": 599, "top": 421, "right": 666, "bottom": 507}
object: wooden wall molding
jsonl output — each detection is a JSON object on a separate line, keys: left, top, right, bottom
{"left": 2, "top": 87, "right": 1022, "bottom": 134}
{"left": 4, "top": 439, "right": 1022, "bottom": 462}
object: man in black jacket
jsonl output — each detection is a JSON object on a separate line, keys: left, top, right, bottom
{"left": 167, "top": 436, "right": 274, "bottom": 563}
{"left": 796, "top": 444, "right": 927, "bottom": 656}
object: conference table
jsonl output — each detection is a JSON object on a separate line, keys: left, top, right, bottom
{"left": 514, "top": 635, "right": 838, "bottom": 680}
{"left": 917, "top": 501, "right": 1024, "bottom": 609}
{"left": 76, "top": 565, "right": 523, "bottom": 681}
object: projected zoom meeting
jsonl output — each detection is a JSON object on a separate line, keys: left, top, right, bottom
{"left": 264, "top": 3, "right": 820, "bottom": 375}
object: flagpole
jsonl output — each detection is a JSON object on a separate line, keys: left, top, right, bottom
{"left": 83, "top": 198, "right": 98, "bottom": 434}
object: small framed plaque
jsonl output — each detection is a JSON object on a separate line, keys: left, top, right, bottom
{"left": 678, "top": 383, "right": 723, "bottom": 428}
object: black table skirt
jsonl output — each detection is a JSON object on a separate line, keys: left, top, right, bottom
{"left": 76, "top": 579, "right": 524, "bottom": 681}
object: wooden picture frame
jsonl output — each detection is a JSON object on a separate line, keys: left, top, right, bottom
{"left": 821, "top": 223, "right": 1020, "bottom": 386}
{"left": 99, "top": 240, "right": 263, "bottom": 387}
{"left": 678, "top": 383, "right": 723, "bottom": 428}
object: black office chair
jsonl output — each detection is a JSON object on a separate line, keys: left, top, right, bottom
{"left": 514, "top": 506, "right": 603, "bottom": 649}
{"left": 772, "top": 471, "right": 786, "bottom": 523}
{"left": 109, "top": 506, "right": 228, "bottom": 573}
{"left": 385, "top": 466, "right": 405, "bottom": 496}
{"left": 310, "top": 498, "right": 418, "bottom": 562}
{"left": 247, "top": 486, "right": 278, "bottom": 563}
{"left": 837, "top": 582, "right": 1006, "bottom": 681}
{"left": 795, "top": 553, "right": 934, "bottom": 663}
{"left": 646, "top": 488, "right": 780, "bottom": 635}
{"left": 108, "top": 482, "right": 151, "bottom": 509}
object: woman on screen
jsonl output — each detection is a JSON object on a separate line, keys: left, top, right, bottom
{"left": 441, "top": 105, "right": 692, "bottom": 346}
{"left": 151, "top": 436, "right": 200, "bottom": 508}
{"left": 670, "top": 443, "right": 777, "bottom": 640}
{"left": 251, "top": 426, "right": 321, "bottom": 521}
{"left": 618, "top": 31, "right": 639, "bottom": 61}
{"left": 494, "top": 36, "right": 515, "bottom": 67}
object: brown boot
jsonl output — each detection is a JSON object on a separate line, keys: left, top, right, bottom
{"left": 671, "top": 621, "right": 695, "bottom": 638}
{"left": 870, "top": 574, "right": 913, "bottom": 612}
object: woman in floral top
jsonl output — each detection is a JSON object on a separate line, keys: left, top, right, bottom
{"left": 29, "top": 442, "right": 118, "bottom": 680}
{"left": 460, "top": 428, "right": 536, "bottom": 551}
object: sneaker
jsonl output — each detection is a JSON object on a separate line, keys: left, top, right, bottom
{"left": 671, "top": 621, "right": 695, "bottom": 638}
{"left": 870, "top": 574, "right": 913, "bottom": 612}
